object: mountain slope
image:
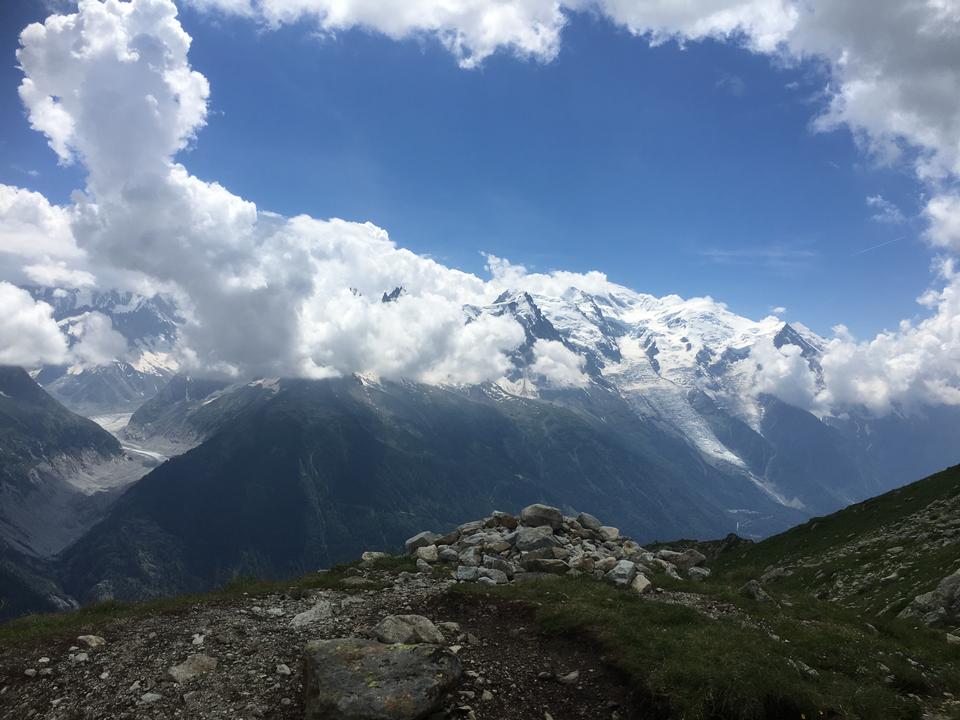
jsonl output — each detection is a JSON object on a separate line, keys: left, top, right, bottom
{"left": 21, "top": 280, "right": 960, "bottom": 526}
{"left": 0, "top": 538, "right": 75, "bottom": 621}
{"left": 0, "top": 367, "right": 151, "bottom": 559}
{"left": 59, "top": 375, "right": 805, "bottom": 602}
{"left": 713, "top": 463, "right": 960, "bottom": 621}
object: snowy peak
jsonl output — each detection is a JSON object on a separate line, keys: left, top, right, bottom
{"left": 28, "top": 287, "right": 182, "bottom": 414}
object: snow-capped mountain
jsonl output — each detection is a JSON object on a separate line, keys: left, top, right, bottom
{"left": 23, "top": 279, "right": 960, "bottom": 531}
{"left": 472, "top": 285, "right": 960, "bottom": 516}
{"left": 28, "top": 287, "right": 181, "bottom": 415}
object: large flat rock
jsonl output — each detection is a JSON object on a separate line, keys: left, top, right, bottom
{"left": 303, "top": 638, "right": 462, "bottom": 720}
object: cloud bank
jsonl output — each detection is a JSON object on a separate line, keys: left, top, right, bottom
{"left": 2, "top": 0, "right": 960, "bottom": 417}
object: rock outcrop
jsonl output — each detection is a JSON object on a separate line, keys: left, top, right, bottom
{"left": 403, "top": 504, "right": 707, "bottom": 595}
{"left": 899, "top": 570, "right": 960, "bottom": 627}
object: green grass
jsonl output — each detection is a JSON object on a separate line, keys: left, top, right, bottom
{"left": 0, "top": 555, "right": 417, "bottom": 648}
{"left": 714, "top": 466, "right": 960, "bottom": 575}
{"left": 458, "top": 575, "right": 960, "bottom": 720}
{"left": 708, "top": 465, "right": 960, "bottom": 616}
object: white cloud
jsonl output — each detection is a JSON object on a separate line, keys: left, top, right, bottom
{"left": 0, "top": 185, "right": 77, "bottom": 260}
{"left": 8, "top": 0, "right": 960, "bottom": 418}
{"left": 67, "top": 311, "right": 130, "bottom": 367}
{"left": 769, "top": 305, "right": 786, "bottom": 315}
{"left": 0, "top": 282, "right": 68, "bottom": 366}
{"left": 188, "top": 0, "right": 566, "bottom": 68}
{"left": 812, "top": 260, "right": 960, "bottom": 414}
{"left": 750, "top": 337, "right": 818, "bottom": 410}
{"left": 11, "top": 0, "right": 535, "bottom": 383}
{"left": 529, "top": 339, "right": 588, "bottom": 387}
{"left": 866, "top": 194, "right": 906, "bottom": 225}
{"left": 924, "top": 193, "right": 960, "bottom": 251}
{"left": 23, "top": 262, "right": 97, "bottom": 288}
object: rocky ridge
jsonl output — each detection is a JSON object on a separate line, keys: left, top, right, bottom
{"left": 0, "top": 504, "right": 707, "bottom": 720}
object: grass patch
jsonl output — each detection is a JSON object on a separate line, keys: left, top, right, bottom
{"left": 456, "top": 575, "right": 960, "bottom": 720}
{"left": 0, "top": 555, "right": 417, "bottom": 648}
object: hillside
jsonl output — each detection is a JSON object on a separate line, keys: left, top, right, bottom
{"left": 709, "top": 463, "right": 960, "bottom": 621}
{"left": 0, "top": 367, "right": 124, "bottom": 559}
{"left": 3, "top": 493, "right": 960, "bottom": 720}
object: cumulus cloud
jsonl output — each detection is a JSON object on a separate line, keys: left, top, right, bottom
{"left": 11, "top": 0, "right": 534, "bottom": 383}
{"left": 0, "top": 184, "right": 95, "bottom": 288}
{"left": 750, "top": 337, "right": 818, "bottom": 410}
{"left": 0, "top": 282, "right": 69, "bottom": 366}
{"left": 67, "top": 311, "right": 130, "bottom": 367}
{"left": 813, "top": 261, "right": 960, "bottom": 414}
{"left": 7, "top": 0, "right": 960, "bottom": 417}
{"left": 925, "top": 193, "right": 960, "bottom": 251}
{"left": 188, "top": 0, "right": 566, "bottom": 68}
{"left": 529, "top": 339, "right": 588, "bottom": 387}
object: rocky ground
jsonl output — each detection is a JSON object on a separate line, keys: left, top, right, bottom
{"left": 3, "top": 500, "right": 958, "bottom": 720}
{"left": 748, "top": 488, "right": 960, "bottom": 635}
{"left": 0, "top": 567, "right": 650, "bottom": 719}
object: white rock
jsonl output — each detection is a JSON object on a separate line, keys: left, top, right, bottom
{"left": 168, "top": 654, "right": 218, "bottom": 684}
{"left": 415, "top": 545, "right": 439, "bottom": 563}
{"left": 291, "top": 600, "right": 333, "bottom": 628}
{"left": 373, "top": 614, "right": 445, "bottom": 644}
{"left": 630, "top": 574, "right": 653, "bottom": 595}
{"left": 598, "top": 526, "right": 620, "bottom": 542}
{"left": 77, "top": 635, "right": 106, "bottom": 649}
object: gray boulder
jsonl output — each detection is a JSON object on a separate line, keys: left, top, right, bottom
{"left": 740, "top": 580, "right": 773, "bottom": 603}
{"left": 688, "top": 566, "right": 711, "bottom": 582}
{"left": 303, "top": 638, "right": 461, "bottom": 720}
{"left": 898, "top": 570, "right": 960, "bottom": 626}
{"left": 520, "top": 504, "right": 563, "bottom": 530}
{"left": 405, "top": 531, "right": 438, "bottom": 555}
{"left": 415, "top": 545, "right": 439, "bottom": 563}
{"left": 598, "top": 526, "right": 620, "bottom": 542}
{"left": 457, "top": 520, "right": 486, "bottom": 534}
{"left": 291, "top": 600, "right": 334, "bottom": 628}
{"left": 458, "top": 546, "right": 482, "bottom": 567}
{"left": 604, "top": 560, "right": 637, "bottom": 588}
{"left": 594, "top": 557, "right": 618, "bottom": 573}
{"left": 373, "top": 615, "right": 445, "bottom": 645}
{"left": 438, "top": 546, "right": 460, "bottom": 563}
{"left": 576, "top": 512, "right": 602, "bottom": 531}
{"left": 520, "top": 558, "right": 569, "bottom": 574}
{"left": 478, "top": 567, "right": 509, "bottom": 584}
{"left": 454, "top": 566, "right": 479, "bottom": 582}
{"left": 656, "top": 548, "right": 707, "bottom": 571}
{"left": 483, "top": 555, "right": 516, "bottom": 579}
{"left": 515, "top": 525, "right": 560, "bottom": 552}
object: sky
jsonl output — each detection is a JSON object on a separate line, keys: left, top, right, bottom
{"left": 1, "top": 0, "right": 960, "bottom": 416}
{"left": 0, "top": 0, "right": 933, "bottom": 339}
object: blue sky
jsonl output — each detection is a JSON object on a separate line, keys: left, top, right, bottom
{"left": 0, "top": 0, "right": 934, "bottom": 338}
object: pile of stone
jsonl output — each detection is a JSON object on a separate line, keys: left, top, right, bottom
{"left": 404, "top": 504, "right": 709, "bottom": 595}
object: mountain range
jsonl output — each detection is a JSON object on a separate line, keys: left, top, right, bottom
{"left": 3, "top": 280, "right": 960, "bottom": 616}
